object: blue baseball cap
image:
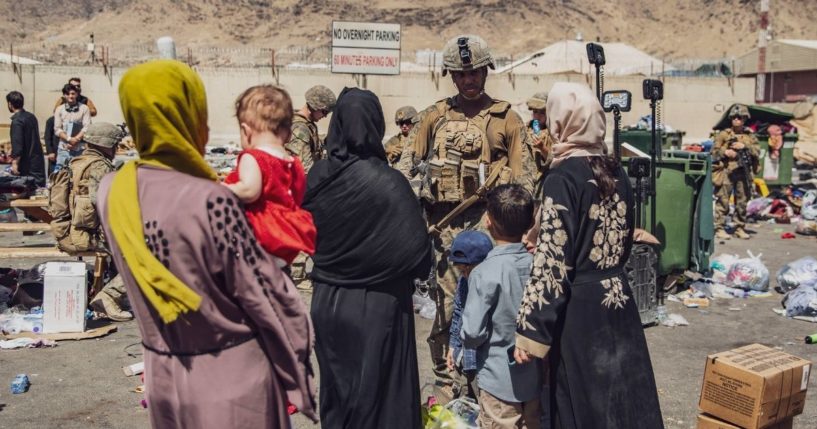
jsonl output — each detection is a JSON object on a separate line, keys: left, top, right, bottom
{"left": 449, "top": 230, "right": 493, "bottom": 265}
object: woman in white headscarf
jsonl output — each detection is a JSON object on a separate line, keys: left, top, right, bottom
{"left": 513, "top": 83, "right": 664, "bottom": 428}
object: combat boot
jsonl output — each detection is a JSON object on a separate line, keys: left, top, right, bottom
{"left": 715, "top": 229, "right": 731, "bottom": 240}
{"left": 734, "top": 228, "right": 750, "bottom": 240}
{"left": 90, "top": 293, "right": 134, "bottom": 322}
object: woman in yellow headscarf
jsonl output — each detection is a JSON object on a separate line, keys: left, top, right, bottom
{"left": 97, "top": 60, "right": 317, "bottom": 428}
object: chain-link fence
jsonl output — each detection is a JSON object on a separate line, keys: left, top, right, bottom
{"left": 7, "top": 41, "right": 735, "bottom": 77}
{"left": 8, "top": 42, "right": 335, "bottom": 68}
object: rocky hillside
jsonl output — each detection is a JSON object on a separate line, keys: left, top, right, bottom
{"left": 2, "top": 0, "right": 816, "bottom": 65}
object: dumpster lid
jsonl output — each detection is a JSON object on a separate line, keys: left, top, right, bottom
{"left": 713, "top": 104, "right": 794, "bottom": 131}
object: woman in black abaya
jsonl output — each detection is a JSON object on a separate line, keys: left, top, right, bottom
{"left": 303, "top": 87, "right": 432, "bottom": 429}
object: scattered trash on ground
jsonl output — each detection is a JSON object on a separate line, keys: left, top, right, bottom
{"left": 122, "top": 361, "right": 145, "bottom": 377}
{"left": 0, "top": 307, "right": 43, "bottom": 335}
{"left": 795, "top": 219, "right": 817, "bottom": 236}
{"left": 413, "top": 288, "right": 436, "bottom": 320}
{"left": 782, "top": 285, "right": 817, "bottom": 318}
{"left": 776, "top": 257, "right": 817, "bottom": 293}
{"left": 725, "top": 251, "right": 769, "bottom": 292}
{"left": 661, "top": 314, "right": 689, "bottom": 327}
{"left": 10, "top": 373, "right": 30, "bottom": 394}
{"left": 0, "top": 337, "right": 57, "bottom": 349}
{"left": 422, "top": 396, "right": 479, "bottom": 429}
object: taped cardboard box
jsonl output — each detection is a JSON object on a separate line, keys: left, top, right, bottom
{"left": 42, "top": 262, "right": 87, "bottom": 333}
{"left": 698, "top": 344, "right": 811, "bottom": 429}
{"left": 697, "top": 413, "right": 792, "bottom": 429}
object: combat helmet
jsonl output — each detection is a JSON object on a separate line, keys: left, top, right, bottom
{"left": 526, "top": 92, "right": 549, "bottom": 111}
{"left": 441, "top": 35, "right": 495, "bottom": 76}
{"left": 728, "top": 104, "right": 750, "bottom": 120}
{"left": 394, "top": 106, "right": 418, "bottom": 124}
{"left": 305, "top": 85, "right": 337, "bottom": 112}
{"left": 83, "top": 122, "right": 125, "bottom": 148}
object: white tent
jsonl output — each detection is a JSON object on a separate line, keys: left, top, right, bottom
{"left": 0, "top": 52, "right": 41, "bottom": 65}
{"left": 497, "top": 40, "right": 671, "bottom": 76}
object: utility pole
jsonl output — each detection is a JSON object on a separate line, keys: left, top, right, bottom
{"left": 756, "top": 0, "right": 769, "bottom": 102}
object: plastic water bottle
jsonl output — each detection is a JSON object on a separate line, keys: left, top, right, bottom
{"left": 11, "top": 374, "right": 30, "bottom": 394}
{"left": 656, "top": 305, "right": 668, "bottom": 323}
{"left": 532, "top": 119, "right": 541, "bottom": 136}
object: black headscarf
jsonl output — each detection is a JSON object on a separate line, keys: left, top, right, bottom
{"left": 304, "top": 88, "right": 431, "bottom": 286}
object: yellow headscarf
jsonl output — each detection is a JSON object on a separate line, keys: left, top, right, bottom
{"left": 108, "top": 60, "right": 217, "bottom": 324}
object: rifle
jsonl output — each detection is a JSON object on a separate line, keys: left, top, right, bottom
{"left": 735, "top": 148, "right": 756, "bottom": 198}
{"left": 428, "top": 157, "right": 509, "bottom": 234}
{"left": 712, "top": 138, "right": 756, "bottom": 198}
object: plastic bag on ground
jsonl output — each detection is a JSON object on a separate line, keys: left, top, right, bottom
{"left": 413, "top": 289, "right": 436, "bottom": 320}
{"left": 795, "top": 220, "right": 817, "bottom": 236}
{"left": 802, "top": 204, "right": 817, "bottom": 221}
{"left": 783, "top": 285, "right": 817, "bottom": 317}
{"left": 423, "top": 398, "right": 479, "bottom": 429}
{"left": 776, "top": 257, "right": 817, "bottom": 293}
{"left": 710, "top": 254, "right": 739, "bottom": 282}
{"left": 747, "top": 197, "right": 773, "bottom": 217}
{"left": 726, "top": 251, "right": 770, "bottom": 292}
{"left": 661, "top": 314, "right": 689, "bottom": 327}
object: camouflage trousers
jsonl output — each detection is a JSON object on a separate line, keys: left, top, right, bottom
{"left": 426, "top": 202, "right": 487, "bottom": 384}
{"left": 289, "top": 253, "right": 312, "bottom": 288}
{"left": 714, "top": 169, "right": 751, "bottom": 231}
{"left": 95, "top": 274, "right": 128, "bottom": 307}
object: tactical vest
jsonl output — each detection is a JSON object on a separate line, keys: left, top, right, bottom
{"left": 426, "top": 99, "right": 512, "bottom": 203}
{"left": 48, "top": 155, "right": 111, "bottom": 252}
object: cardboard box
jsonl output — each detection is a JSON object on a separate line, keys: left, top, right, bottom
{"left": 697, "top": 413, "right": 793, "bottom": 429}
{"left": 42, "top": 262, "right": 87, "bottom": 333}
{"left": 699, "top": 344, "right": 811, "bottom": 429}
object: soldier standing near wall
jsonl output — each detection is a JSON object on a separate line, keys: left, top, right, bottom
{"left": 384, "top": 106, "right": 418, "bottom": 166}
{"left": 712, "top": 104, "right": 759, "bottom": 240}
{"left": 286, "top": 85, "right": 336, "bottom": 288}
{"left": 407, "top": 35, "right": 532, "bottom": 393}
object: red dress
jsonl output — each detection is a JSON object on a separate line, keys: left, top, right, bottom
{"left": 224, "top": 149, "right": 316, "bottom": 264}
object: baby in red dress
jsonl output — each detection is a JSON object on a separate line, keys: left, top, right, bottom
{"left": 224, "top": 85, "right": 316, "bottom": 267}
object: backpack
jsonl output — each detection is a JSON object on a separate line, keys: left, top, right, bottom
{"left": 48, "top": 157, "right": 104, "bottom": 253}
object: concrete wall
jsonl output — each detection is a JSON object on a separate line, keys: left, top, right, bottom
{"left": 0, "top": 64, "right": 754, "bottom": 144}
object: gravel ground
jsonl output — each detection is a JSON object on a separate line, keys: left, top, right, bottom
{"left": 1, "top": 220, "right": 816, "bottom": 428}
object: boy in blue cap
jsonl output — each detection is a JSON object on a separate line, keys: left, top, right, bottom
{"left": 446, "top": 229, "right": 493, "bottom": 400}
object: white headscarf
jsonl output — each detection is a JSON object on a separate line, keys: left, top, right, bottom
{"left": 547, "top": 82, "right": 607, "bottom": 166}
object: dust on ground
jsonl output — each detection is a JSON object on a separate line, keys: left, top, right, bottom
{"left": 1, "top": 221, "right": 816, "bottom": 428}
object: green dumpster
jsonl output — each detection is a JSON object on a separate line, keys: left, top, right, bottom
{"left": 624, "top": 150, "right": 714, "bottom": 276}
{"left": 755, "top": 133, "right": 796, "bottom": 187}
{"left": 620, "top": 129, "right": 685, "bottom": 154}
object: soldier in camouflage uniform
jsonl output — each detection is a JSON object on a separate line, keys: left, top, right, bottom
{"left": 712, "top": 104, "right": 760, "bottom": 240}
{"left": 67, "top": 123, "right": 133, "bottom": 322}
{"left": 525, "top": 91, "right": 555, "bottom": 199}
{"left": 285, "top": 85, "right": 336, "bottom": 172}
{"left": 384, "top": 106, "right": 418, "bottom": 166}
{"left": 286, "top": 86, "right": 336, "bottom": 288}
{"left": 402, "top": 35, "right": 533, "bottom": 388}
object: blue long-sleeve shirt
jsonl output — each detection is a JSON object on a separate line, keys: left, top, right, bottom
{"left": 449, "top": 275, "right": 477, "bottom": 371}
{"left": 462, "top": 243, "right": 541, "bottom": 403}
